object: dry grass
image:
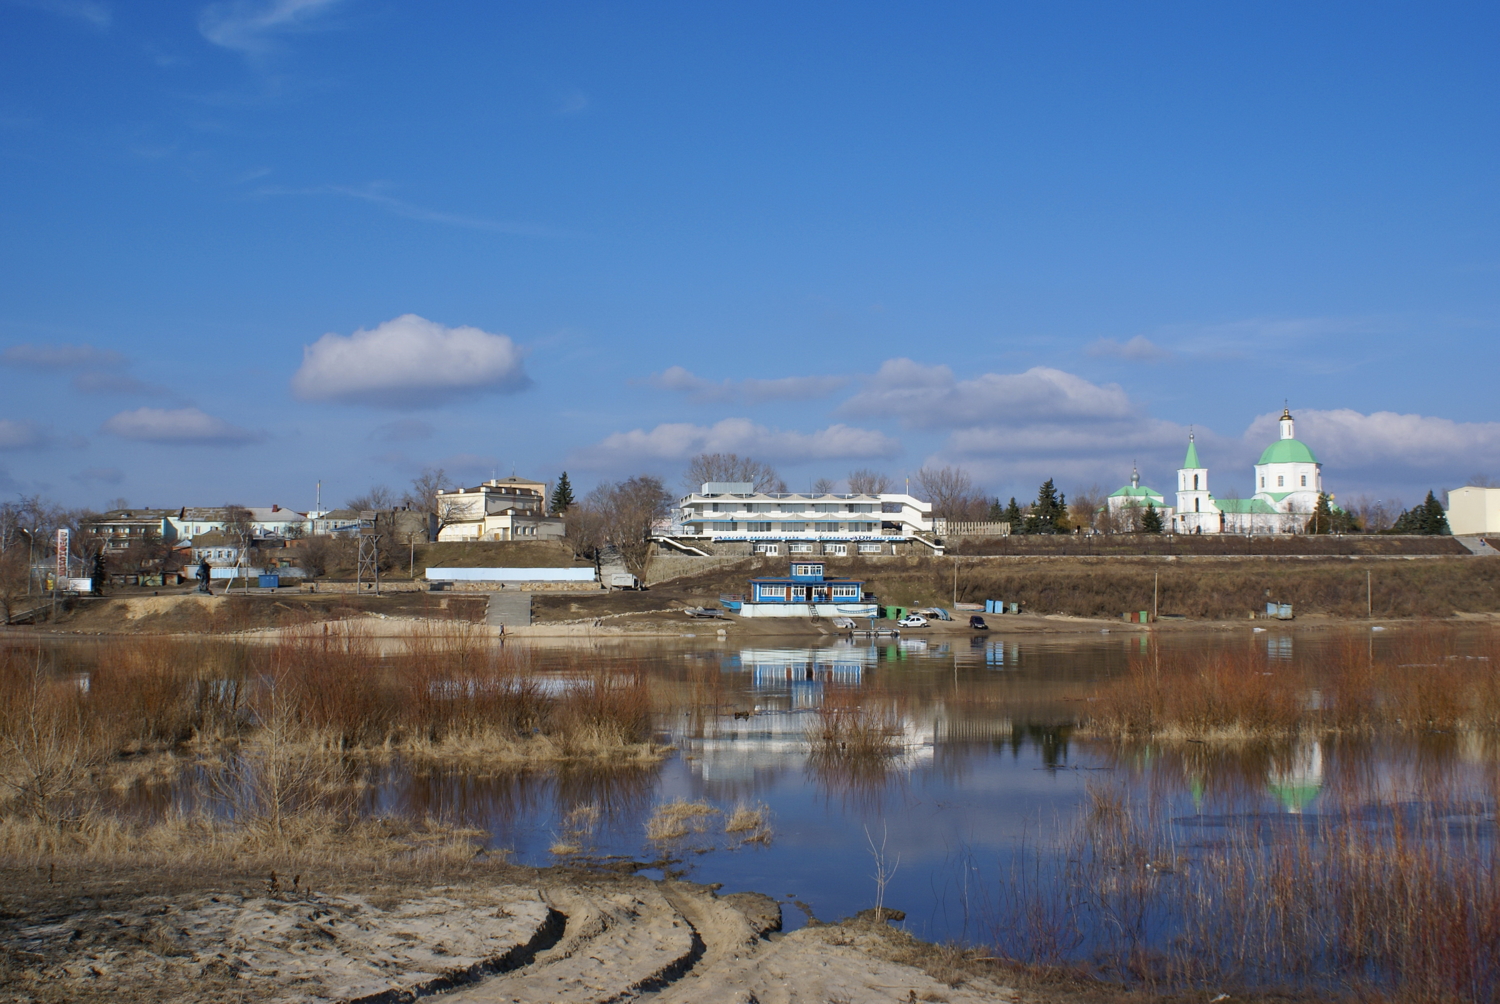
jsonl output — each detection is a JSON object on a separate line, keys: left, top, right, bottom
{"left": 724, "top": 801, "right": 774, "bottom": 845}
{"left": 0, "top": 626, "right": 664, "bottom": 863}
{"left": 644, "top": 799, "right": 720, "bottom": 844}
{"left": 808, "top": 685, "right": 907, "bottom": 758}
{"left": 1082, "top": 626, "right": 1500, "bottom": 741}
{"left": 849, "top": 553, "right": 1500, "bottom": 619}
{"left": 985, "top": 780, "right": 1500, "bottom": 1004}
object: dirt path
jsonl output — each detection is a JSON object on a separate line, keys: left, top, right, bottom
{"left": 0, "top": 865, "right": 1030, "bottom": 1004}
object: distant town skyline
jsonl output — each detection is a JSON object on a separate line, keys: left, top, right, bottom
{"left": 2, "top": 2, "right": 1498, "bottom": 511}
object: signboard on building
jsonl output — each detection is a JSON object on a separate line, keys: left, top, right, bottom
{"left": 54, "top": 528, "right": 68, "bottom": 579}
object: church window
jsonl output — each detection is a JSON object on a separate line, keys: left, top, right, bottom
{"left": 1193, "top": 474, "right": 1199, "bottom": 490}
{"left": 1260, "top": 477, "right": 1266, "bottom": 488}
{"left": 1300, "top": 475, "right": 1307, "bottom": 486}
{"left": 1277, "top": 475, "right": 1284, "bottom": 487}
{"left": 1194, "top": 498, "right": 1200, "bottom": 512}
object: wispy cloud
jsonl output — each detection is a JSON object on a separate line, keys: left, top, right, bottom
{"left": 571, "top": 418, "right": 900, "bottom": 472}
{"left": 253, "top": 183, "right": 576, "bottom": 238}
{"left": 0, "top": 419, "right": 55, "bottom": 450}
{"left": 7, "top": 0, "right": 111, "bottom": 30}
{"left": 198, "top": 0, "right": 344, "bottom": 57}
{"left": 2, "top": 342, "right": 125, "bottom": 369}
{"left": 102, "top": 407, "right": 261, "bottom": 445}
{"left": 72, "top": 466, "right": 123, "bottom": 486}
{"left": 647, "top": 365, "right": 850, "bottom": 405}
{"left": 840, "top": 358, "right": 1137, "bottom": 430}
{"left": 1087, "top": 335, "right": 1171, "bottom": 362}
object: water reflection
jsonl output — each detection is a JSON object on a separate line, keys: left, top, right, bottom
{"left": 12, "top": 625, "right": 1499, "bottom": 958}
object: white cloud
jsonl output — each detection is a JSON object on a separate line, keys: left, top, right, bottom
{"left": 648, "top": 366, "right": 850, "bottom": 404}
{"left": 102, "top": 407, "right": 260, "bottom": 445}
{"left": 2, "top": 342, "right": 124, "bottom": 369}
{"left": 572, "top": 418, "right": 900, "bottom": 470}
{"left": 0, "top": 419, "right": 49, "bottom": 450}
{"left": 290, "top": 314, "right": 530, "bottom": 408}
{"left": 198, "top": 0, "right": 343, "bottom": 55}
{"left": 1244, "top": 408, "right": 1500, "bottom": 484}
{"left": 1087, "top": 335, "right": 1171, "bottom": 362}
{"left": 840, "top": 359, "right": 1136, "bottom": 429}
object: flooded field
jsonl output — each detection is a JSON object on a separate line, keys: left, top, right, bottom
{"left": 6, "top": 623, "right": 1499, "bottom": 998}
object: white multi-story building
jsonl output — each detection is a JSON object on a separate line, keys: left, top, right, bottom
{"left": 435, "top": 476, "right": 566, "bottom": 542}
{"left": 669, "top": 482, "right": 933, "bottom": 556}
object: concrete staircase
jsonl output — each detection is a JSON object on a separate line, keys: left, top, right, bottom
{"left": 485, "top": 590, "right": 532, "bottom": 629}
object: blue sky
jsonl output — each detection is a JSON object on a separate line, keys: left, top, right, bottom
{"left": 2, "top": 0, "right": 1498, "bottom": 513}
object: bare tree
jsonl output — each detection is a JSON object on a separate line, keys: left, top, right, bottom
{"left": 1068, "top": 484, "right": 1109, "bottom": 533}
{"left": 586, "top": 475, "right": 675, "bottom": 577}
{"left": 847, "top": 469, "right": 892, "bottom": 495}
{"left": 812, "top": 477, "right": 837, "bottom": 494}
{"left": 1349, "top": 495, "right": 1401, "bottom": 533}
{"left": 345, "top": 485, "right": 396, "bottom": 511}
{"left": 683, "top": 453, "right": 786, "bottom": 493}
{"left": 916, "top": 465, "right": 988, "bottom": 520}
{"left": 0, "top": 547, "right": 29, "bottom": 623}
{"left": 1464, "top": 473, "right": 1499, "bottom": 488}
{"left": 402, "top": 466, "right": 455, "bottom": 539}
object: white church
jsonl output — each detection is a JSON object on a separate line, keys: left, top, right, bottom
{"left": 1174, "top": 408, "right": 1326, "bottom": 534}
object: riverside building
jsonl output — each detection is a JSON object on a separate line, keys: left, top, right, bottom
{"left": 669, "top": 482, "right": 935, "bottom": 556}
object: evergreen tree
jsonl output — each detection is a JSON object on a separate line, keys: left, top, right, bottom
{"left": 1025, "top": 479, "right": 1064, "bottom": 534}
{"left": 1420, "top": 491, "right": 1451, "bottom": 535}
{"left": 1141, "top": 501, "right": 1164, "bottom": 534}
{"left": 550, "top": 472, "right": 575, "bottom": 514}
{"left": 1390, "top": 492, "right": 1451, "bottom": 535}
{"left": 1306, "top": 493, "right": 1335, "bottom": 534}
{"left": 988, "top": 497, "right": 1004, "bottom": 522}
{"left": 1002, "top": 497, "right": 1025, "bottom": 533}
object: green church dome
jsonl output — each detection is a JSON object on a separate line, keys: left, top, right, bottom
{"left": 1257, "top": 438, "right": 1318, "bottom": 465}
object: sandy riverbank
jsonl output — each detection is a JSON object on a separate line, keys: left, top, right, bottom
{"left": 1, "top": 860, "right": 1034, "bottom": 1004}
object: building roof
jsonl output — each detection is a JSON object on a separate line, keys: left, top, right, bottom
{"left": 1183, "top": 435, "right": 1201, "bottom": 469}
{"left": 1108, "top": 484, "right": 1163, "bottom": 499}
{"left": 1215, "top": 498, "right": 1279, "bottom": 514}
{"left": 1257, "top": 438, "right": 1318, "bottom": 465}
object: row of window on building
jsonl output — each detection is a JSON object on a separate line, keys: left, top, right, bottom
{"left": 750, "top": 542, "right": 883, "bottom": 556}
{"left": 699, "top": 521, "right": 881, "bottom": 532}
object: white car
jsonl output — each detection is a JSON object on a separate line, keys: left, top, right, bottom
{"left": 896, "top": 613, "right": 929, "bottom": 628}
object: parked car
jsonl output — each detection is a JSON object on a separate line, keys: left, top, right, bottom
{"left": 896, "top": 613, "right": 929, "bottom": 628}
{"left": 969, "top": 615, "right": 989, "bottom": 630}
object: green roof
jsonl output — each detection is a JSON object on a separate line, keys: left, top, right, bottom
{"left": 1264, "top": 491, "right": 1293, "bottom": 503}
{"left": 1108, "top": 484, "right": 1163, "bottom": 499}
{"left": 1215, "top": 498, "right": 1279, "bottom": 514}
{"left": 1257, "top": 438, "right": 1318, "bottom": 465}
{"left": 1183, "top": 437, "right": 1201, "bottom": 469}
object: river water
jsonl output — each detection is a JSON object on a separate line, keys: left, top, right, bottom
{"left": 19, "top": 623, "right": 1500, "bottom": 984}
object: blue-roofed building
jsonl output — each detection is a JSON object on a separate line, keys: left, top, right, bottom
{"left": 738, "top": 561, "right": 879, "bottom": 619}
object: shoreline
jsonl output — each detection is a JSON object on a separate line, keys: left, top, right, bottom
{"left": 0, "top": 857, "right": 1030, "bottom": 1004}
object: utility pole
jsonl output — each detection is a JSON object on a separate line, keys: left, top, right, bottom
{"left": 952, "top": 556, "right": 958, "bottom": 607}
{"left": 1367, "top": 569, "right": 1372, "bottom": 619}
{"left": 1153, "top": 571, "right": 1159, "bottom": 621}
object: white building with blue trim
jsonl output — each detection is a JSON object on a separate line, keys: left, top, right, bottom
{"left": 671, "top": 482, "right": 934, "bottom": 556}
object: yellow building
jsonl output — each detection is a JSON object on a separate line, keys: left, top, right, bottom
{"left": 1446, "top": 485, "right": 1500, "bottom": 536}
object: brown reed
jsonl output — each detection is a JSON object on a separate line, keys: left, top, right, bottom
{"left": 0, "top": 626, "right": 663, "bottom": 860}
{"left": 809, "top": 684, "right": 907, "bottom": 758}
{"left": 985, "top": 779, "right": 1500, "bottom": 1003}
{"left": 1083, "top": 626, "right": 1500, "bottom": 741}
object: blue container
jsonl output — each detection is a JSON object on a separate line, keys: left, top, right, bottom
{"left": 985, "top": 600, "right": 993, "bottom": 613}
{"left": 258, "top": 574, "right": 280, "bottom": 589}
